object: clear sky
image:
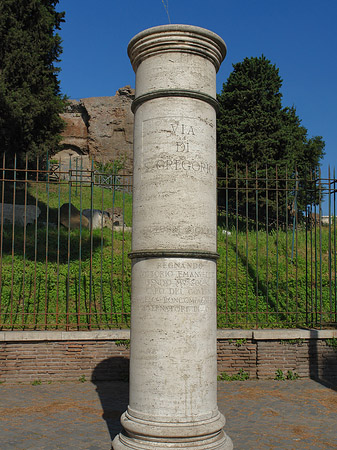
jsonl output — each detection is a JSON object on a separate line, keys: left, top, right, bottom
{"left": 57, "top": 0, "right": 336, "bottom": 211}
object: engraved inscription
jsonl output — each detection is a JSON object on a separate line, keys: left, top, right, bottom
{"left": 148, "top": 158, "right": 214, "bottom": 175}
{"left": 171, "top": 122, "right": 195, "bottom": 153}
{"left": 142, "top": 117, "right": 215, "bottom": 176}
{"left": 141, "top": 224, "right": 215, "bottom": 240}
{"left": 135, "top": 260, "right": 215, "bottom": 314}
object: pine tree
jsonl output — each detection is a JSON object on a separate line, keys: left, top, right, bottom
{"left": 0, "top": 0, "right": 66, "bottom": 164}
{"left": 217, "top": 55, "right": 325, "bottom": 225}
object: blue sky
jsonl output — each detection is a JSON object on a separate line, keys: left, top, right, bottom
{"left": 57, "top": 0, "right": 336, "bottom": 200}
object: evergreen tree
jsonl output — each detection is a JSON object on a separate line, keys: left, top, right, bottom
{"left": 217, "top": 55, "right": 325, "bottom": 225}
{"left": 0, "top": 0, "right": 66, "bottom": 164}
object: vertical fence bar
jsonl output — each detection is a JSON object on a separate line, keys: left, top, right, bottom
{"left": 0, "top": 153, "right": 6, "bottom": 326}
{"left": 265, "top": 166, "right": 269, "bottom": 324}
{"left": 33, "top": 157, "right": 39, "bottom": 328}
{"left": 255, "top": 164, "right": 259, "bottom": 327}
{"left": 10, "top": 154, "right": 17, "bottom": 328}
{"left": 121, "top": 188, "right": 126, "bottom": 324}
{"left": 99, "top": 181, "right": 104, "bottom": 328}
{"left": 22, "top": 154, "right": 28, "bottom": 327}
{"left": 89, "top": 159, "right": 94, "bottom": 330}
{"left": 305, "top": 171, "right": 309, "bottom": 326}
{"left": 275, "top": 166, "right": 279, "bottom": 324}
{"left": 235, "top": 164, "right": 239, "bottom": 323}
{"left": 110, "top": 175, "right": 115, "bottom": 326}
{"left": 328, "top": 166, "right": 332, "bottom": 323}
{"left": 319, "top": 168, "right": 323, "bottom": 328}
{"left": 333, "top": 167, "right": 337, "bottom": 323}
{"left": 56, "top": 158, "right": 61, "bottom": 328}
{"left": 77, "top": 158, "right": 83, "bottom": 330}
{"left": 225, "top": 165, "right": 229, "bottom": 323}
{"left": 295, "top": 170, "right": 299, "bottom": 324}
{"left": 245, "top": 164, "right": 249, "bottom": 326}
{"left": 309, "top": 170, "right": 314, "bottom": 327}
{"left": 285, "top": 166, "right": 289, "bottom": 323}
{"left": 44, "top": 157, "right": 50, "bottom": 329}
{"left": 75, "top": 157, "right": 78, "bottom": 196}
{"left": 314, "top": 169, "right": 318, "bottom": 326}
{"left": 66, "top": 157, "right": 72, "bottom": 330}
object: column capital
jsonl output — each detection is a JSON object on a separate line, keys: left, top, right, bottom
{"left": 128, "top": 24, "right": 227, "bottom": 73}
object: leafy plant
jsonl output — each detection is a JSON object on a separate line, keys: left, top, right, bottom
{"left": 32, "top": 379, "right": 42, "bottom": 385}
{"left": 325, "top": 338, "right": 337, "bottom": 350}
{"left": 115, "top": 339, "right": 131, "bottom": 349}
{"left": 274, "top": 369, "right": 286, "bottom": 381}
{"left": 78, "top": 375, "right": 86, "bottom": 383}
{"left": 274, "top": 369, "right": 299, "bottom": 380}
{"left": 286, "top": 370, "right": 299, "bottom": 380}
{"left": 280, "top": 339, "right": 304, "bottom": 346}
{"left": 229, "top": 338, "right": 247, "bottom": 347}
{"left": 94, "top": 157, "right": 126, "bottom": 176}
{"left": 217, "top": 369, "right": 250, "bottom": 381}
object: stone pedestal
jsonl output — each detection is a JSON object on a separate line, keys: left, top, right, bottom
{"left": 112, "top": 25, "right": 232, "bottom": 450}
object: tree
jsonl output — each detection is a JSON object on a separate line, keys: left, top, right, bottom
{"left": 216, "top": 55, "right": 325, "bottom": 226}
{"left": 0, "top": 0, "right": 66, "bottom": 165}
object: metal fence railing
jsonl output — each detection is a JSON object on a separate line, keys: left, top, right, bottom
{"left": 0, "top": 156, "right": 336, "bottom": 330}
{"left": 0, "top": 154, "right": 132, "bottom": 330}
{"left": 217, "top": 165, "right": 337, "bottom": 329}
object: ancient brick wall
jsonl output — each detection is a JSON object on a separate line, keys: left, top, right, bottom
{"left": 0, "top": 330, "right": 336, "bottom": 384}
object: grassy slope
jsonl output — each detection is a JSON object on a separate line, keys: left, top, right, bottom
{"left": 0, "top": 182, "right": 335, "bottom": 329}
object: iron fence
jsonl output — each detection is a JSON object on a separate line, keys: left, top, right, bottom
{"left": 0, "top": 154, "right": 132, "bottom": 330}
{"left": 0, "top": 156, "right": 336, "bottom": 330}
{"left": 217, "top": 165, "right": 337, "bottom": 329}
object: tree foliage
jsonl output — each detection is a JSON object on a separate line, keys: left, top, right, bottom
{"left": 0, "top": 0, "right": 66, "bottom": 163}
{"left": 216, "top": 56, "right": 325, "bottom": 224}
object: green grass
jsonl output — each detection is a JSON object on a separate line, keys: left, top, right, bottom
{"left": 0, "top": 181, "right": 133, "bottom": 330}
{"left": 217, "top": 225, "right": 336, "bottom": 328}
{"left": 0, "top": 227, "right": 131, "bottom": 330}
{"left": 0, "top": 183, "right": 335, "bottom": 330}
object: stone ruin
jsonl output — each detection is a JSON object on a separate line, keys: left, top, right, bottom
{"left": 53, "top": 86, "right": 135, "bottom": 176}
{"left": 59, "top": 203, "right": 128, "bottom": 231}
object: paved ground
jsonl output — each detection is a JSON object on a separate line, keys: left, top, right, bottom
{"left": 0, "top": 379, "right": 336, "bottom": 449}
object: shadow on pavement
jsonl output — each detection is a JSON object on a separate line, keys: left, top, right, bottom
{"left": 91, "top": 357, "right": 129, "bottom": 441}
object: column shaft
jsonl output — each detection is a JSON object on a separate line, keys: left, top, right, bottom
{"left": 113, "top": 24, "right": 232, "bottom": 450}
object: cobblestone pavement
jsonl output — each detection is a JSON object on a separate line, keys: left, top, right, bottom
{"left": 0, "top": 379, "right": 336, "bottom": 449}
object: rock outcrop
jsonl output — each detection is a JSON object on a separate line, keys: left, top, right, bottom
{"left": 56, "top": 86, "right": 134, "bottom": 175}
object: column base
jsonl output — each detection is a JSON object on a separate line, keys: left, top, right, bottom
{"left": 112, "top": 410, "right": 233, "bottom": 450}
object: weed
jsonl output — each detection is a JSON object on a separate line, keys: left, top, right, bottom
{"left": 228, "top": 338, "right": 247, "bottom": 347}
{"left": 280, "top": 339, "right": 304, "bottom": 346}
{"left": 115, "top": 339, "right": 131, "bottom": 349}
{"left": 286, "top": 370, "right": 299, "bottom": 380}
{"left": 325, "top": 338, "right": 337, "bottom": 350}
{"left": 217, "top": 369, "right": 250, "bottom": 381}
{"left": 274, "top": 369, "right": 299, "bottom": 380}
{"left": 32, "top": 379, "right": 42, "bottom": 385}
{"left": 274, "top": 369, "right": 286, "bottom": 380}
{"left": 78, "top": 375, "right": 86, "bottom": 383}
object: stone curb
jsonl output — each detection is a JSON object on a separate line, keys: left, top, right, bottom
{"left": 253, "top": 329, "right": 337, "bottom": 340}
{"left": 0, "top": 329, "right": 336, "bottom": 342}
{"left": 0, "top": 329, "right": 130, "bottom": 342}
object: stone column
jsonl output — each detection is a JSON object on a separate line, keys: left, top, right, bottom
{"left": 112, "top": 25, "right": 232, "bottom": 450}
